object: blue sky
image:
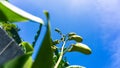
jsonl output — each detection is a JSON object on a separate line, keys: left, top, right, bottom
{"left": 9, "top": 0, "right": 120, "bottom": 68}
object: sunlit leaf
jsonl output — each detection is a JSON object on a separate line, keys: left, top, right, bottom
{"left": 32, "top": 11, "right": 53, "bottom": 68}
{"left": 68, "top": 43, "right": 92, "bottom": 55}
{"left": 21, "top": 42, "right": 34, "bottom": 55}
{"left": 0, "top": 0, "right": 44, "bottom": 24}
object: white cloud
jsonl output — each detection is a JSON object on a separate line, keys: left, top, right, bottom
{"left": 108, "top": 36, "right": 120, "bottom": 68}
{"left": 97, "top": 0, "right": 120, "bottom": 30}
{"left": 96, "top": 0, "right": 120, "bottom": 68}
{"left": 67, "top": 0, "right": 95, "bottom": 15}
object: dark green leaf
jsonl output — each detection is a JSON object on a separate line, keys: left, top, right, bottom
{"left": 32, "top": 23, "right": 54, "bottom": 68}
{"left": 32, "top": 11, "right": 53, "bottom": 68}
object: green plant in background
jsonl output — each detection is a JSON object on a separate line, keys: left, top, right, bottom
{"left": 0, "top": 0, "right": 92, "bottom": 68}
{"left": 53, "top": 28, "right": 91, "bottom": 68}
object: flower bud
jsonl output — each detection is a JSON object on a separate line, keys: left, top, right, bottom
{"left": 55, "top": 28, "right": 61, "bottom": 33}
{"left": 66, "top": 65, "right": 86, "bottom": 68}
{"left": 44, "top": 10, "right": 49, "bottom": 20}
{"left": 68, "top": 32, "right": 76, "bottom": 36}
{"left": 68, "top": 35, "right": 83, "bottom": 42}
{"left": 68, "top": 43, "right": 91, "bottom": 55}
{"left": 51, "top": 45, "right": 57, "bottom": 52}
{"left": 53, "top": 40, "right": 60, "bottom": 45}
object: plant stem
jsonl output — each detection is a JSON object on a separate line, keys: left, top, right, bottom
{"left": 32, "top": 24, "right": 42, "bottom": 47}
{"left": 54, "top": 40, "right": 66, "bottom": 68}
{"left": 63, "top": 44, "right": 71, "bottom": 55}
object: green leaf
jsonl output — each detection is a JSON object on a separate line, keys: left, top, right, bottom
{"left": 32, "top": 21, "right": 54, "bottom": 68}
{"left": 68, "top": 43, "right": 92, "bottom": 55}
{"left": 21, "top": 42, "right": 34, "bottom": 55}
{"left": 0, "top": 1, "right": 44, "bottom": 24}
{"left": 32, "top": 22, "right": 54, "bottom": 68}
{"left": 1, "top": 54, "right": 32, "bottom": 68}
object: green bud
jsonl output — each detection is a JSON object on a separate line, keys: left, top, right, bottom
{"left": 53, "top": 40, "right": 60, "bottom": 45}
{"left": 68, "top": 35, "right": 83, "bottom": 42}
{"left": 68, "top": 43, "right": 91, "bottom": 55}
{"left": 66, "top": 65, "right": 86, "bottom": 68}
{"left": 55, "top": 28, "right": 61, "bottom": 33}
{"left": 51, "top": 45, "right": 57, "bottom": 52}
{"left": 68, "top": 32, "right": 76, "bottom": 36}
{"left": 44, "top": 10, "right": 49, "bottom": 20}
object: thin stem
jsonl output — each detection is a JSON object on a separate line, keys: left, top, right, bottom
{"left": 54, "top": 40, "right": 66, "bottom": 68}
{"left": 32, "top": 24, "right": 42, "bottom": 47}
{"left": 63, "top": 44, "right": 71, "bottom": 55}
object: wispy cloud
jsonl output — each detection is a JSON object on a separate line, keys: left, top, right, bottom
{"left": 97, "top": 0, "right": 120, "bottom": 31}
{"left": 96, "top": 0, "right": 120, "bottom": 68}
{"left": 109, "top": 36, "right": 120, "bottom": 68}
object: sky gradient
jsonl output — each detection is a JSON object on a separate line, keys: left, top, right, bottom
{"left": 9, "top": 0, "right": 120, "bottom": 68}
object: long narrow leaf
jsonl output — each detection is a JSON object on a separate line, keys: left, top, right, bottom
{"left": 32, "top": 22, "right": 54, "bottom": 68}
{"left": 0, "top": 0, "right": 44, "bottom": 24}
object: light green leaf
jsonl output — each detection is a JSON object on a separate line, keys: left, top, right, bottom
{"left": 0, "top": 0, "right": 44, "bottom": 24}
{"left": 21, "top": 42, "right": 34, "bottom": 55}
{"left": 1, "top": 54, "right": 32, "bottom": 68}
{"left": 32, "top": 11, "right": 54, "bottom": 68}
